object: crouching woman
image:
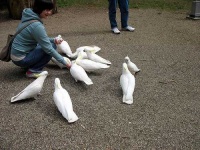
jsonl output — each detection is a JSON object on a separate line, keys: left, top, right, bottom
{"left": 11, "top": 0, "right": 71, "bottom": 78}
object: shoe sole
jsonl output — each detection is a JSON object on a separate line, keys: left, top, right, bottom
{"left": 112, "top": 31, "right": 120, "bottom": 34}
{"left": 122, "top": 28, "right": 135, "bottom": 32}
{"left": 26, "top": 74, "right": 41, "bottom": 78}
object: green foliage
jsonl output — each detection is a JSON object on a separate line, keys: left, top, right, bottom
{"left": 57, "top": 0, "right": 107, "bottom": 8}
{"left": 130, "top": 0, "right": 192, "bottom": 11}
{"left": 57, "top": 0, "right": 192, "bottom": 11}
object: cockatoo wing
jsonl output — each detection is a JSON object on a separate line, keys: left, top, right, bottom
{"left": 53, "top": 89, "right": 78, "bottom": 123}
{"left": 128, "top": 62, "right": 140, "bottom": 72}
{"left": 70, "top": 45, "right": 100, "bottom": 59}
{"left": 77, "top": 59, "right": 110, "bottom": 72}
{"left": 53, "top": 78, "right": 78, "bottom": 123}
{"left": 124, "top": 73, "right": 135, "bottom": 104}
{"left": 77, "top": 45, "right": 101, "bottom": 54}
{"left": 57, "top": 41, "right": 72, "bottom": 57}
{"left": 124, "top": 56, "right": 140, "bottom": 73}
{"left": 11, "top": 71, "right": 48, "bottom": 103}
{"left": 84, "top": 45, "right": 101, "bottom": 53}
{"left": 120, "top": 63, "right": 135, "bottom": 105}
{"left": 120, "top": 74, "right": 129, "bottom": 95}
{"left": 70, "top": 62, "right": 93, "bottom": 85}
{"left": 11, "top": 85, "right": 41, "bottom": 102}
{"left": 85, "top": 51, "right": 111, "bottom": 65}
{"left": 70, "top": 50, "right": 88, "bottom": 59}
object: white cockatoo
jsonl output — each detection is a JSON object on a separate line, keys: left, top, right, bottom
{"left": 51, "top": 57, "right": 71, "bottom": 69}
{"left": 120, "top": 63, "right": 135, "bottom": 104}
{"left": 53, "top": 78, "right": 78, "bottom": 123}
{"left": 76, "top": 51, "right": 110, "bottom": 72}
{"left": 124, "top": 56, "right": 140, "bottom": 74}
{"left": 70, "top": 45, "right": 101, "bottom": 59}
{"left": 84, "top": 47, "right": 111, "bottom": 65}
{"left": 70, "top": 60, "right": 93, "bottom": 85}
{"left": 56, "top": 35, "right": 73, "bottom": 57}
{"left": 11, "top": 71, "right": 48, "bottom": 103}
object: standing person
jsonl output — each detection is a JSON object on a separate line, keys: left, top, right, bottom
{"left": 108, "top": 0, "right": 135, "bottom": 34}
{"left": 11, "top": 0, "right": 71, "bottom": 78}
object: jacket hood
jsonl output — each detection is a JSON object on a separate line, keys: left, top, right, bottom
{"left": 21, "top": 8, "right": 42, "bottom": 23}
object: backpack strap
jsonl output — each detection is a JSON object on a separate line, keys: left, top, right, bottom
{"left": 13, "top": 20, "right": 39, "bottom": 37}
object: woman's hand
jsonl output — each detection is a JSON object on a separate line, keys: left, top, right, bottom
{"left": 54, "top": 37, "right": 63, "bottom": 45}
{"left": 64, "top": 57, "right": 72, "bottom": 69}
{"left": 66, "top": 63, "right": 71, "bottom": 69}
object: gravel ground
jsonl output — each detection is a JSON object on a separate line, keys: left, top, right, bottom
{"left": 0, "top": 7, "right": 200, "bottom": 149}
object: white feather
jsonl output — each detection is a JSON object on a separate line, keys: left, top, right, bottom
{"left": 70, "top": 61, "right": 93, "bottom": 85}
{"left": 53, "top": 78, "right": 78, "bottom": 123}
{"left": 11, "top": 71, "right": 48, "bottom": 103}
{"left": 84, "top": 48, "right": 111, "bottom": 65}
{"left": 124, "top": 56, "right": 140, "bottom": 73}
{"left": 56, "top": 35, "right": 72, "bottom": 57}
{"left": 76, "top": 51, "right": 110, "bottom": 72}
{"left": 120, "top": 63, "right": 135, "bottom": 104}
{"left": 70, "top": 45, "right": 101, "bottom": 59}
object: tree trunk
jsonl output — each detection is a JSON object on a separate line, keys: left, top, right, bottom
{"left": 7, "top": 0, "right": 28, "bottom": 19}
{"left": 7, "top": 0, "right": 57, "bottom": 20}
{"left": 52, "top": 0, "right": 57, "bottom": 14}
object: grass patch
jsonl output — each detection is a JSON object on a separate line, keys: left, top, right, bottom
{"left": 57, "top": 0, "right": 105, "bottom": 8}
{"left": 57, "top": 0, "right": 192, "bottom": 11}
{"left": 131, "top": 0, "right": 192, "bottom": 11}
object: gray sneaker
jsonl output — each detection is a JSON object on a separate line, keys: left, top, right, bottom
{"left": 112, "top": 27, "right": 120, "bottom": 34}
{"left": 26, "top": 71, "right": 46, "bottom": 78}
{"left": 122, "top": 26, "right": 135, "bottom": 32}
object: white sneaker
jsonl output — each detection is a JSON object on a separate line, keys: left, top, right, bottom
{"left": 26, "top": 71, "right": 45, "bottom": 78}
{"left": 112, "top": 27, "right": 120, "bottom": 34}
{"left": 122, "top": 26, "right": 135, "bottom": 32}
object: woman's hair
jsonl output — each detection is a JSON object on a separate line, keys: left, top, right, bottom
{"left": 33, "top": 0, "right": 54, "bottom": 15}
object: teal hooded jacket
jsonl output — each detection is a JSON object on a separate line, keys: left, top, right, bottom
{"left": 11, "top": 8, "right": 66, "bottom": 65}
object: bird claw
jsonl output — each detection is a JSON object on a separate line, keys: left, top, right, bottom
{"left": 37, "top": 93, "right": 42, "bottom": 96}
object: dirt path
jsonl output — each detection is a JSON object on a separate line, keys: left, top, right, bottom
{"left": 0, "top": 7, "right": 200, "bottom": 149}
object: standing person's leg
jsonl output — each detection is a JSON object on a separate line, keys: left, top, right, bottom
{"left": 119, "top": 0, "right": 135, "bottom": 31}
{"left": 109, "top": 0, "right": 117, "bottom": 28}
{"left": 109, "top": 0, "right": 120, "bottom": 34}
{"left": 119, "top": 0, "right": 129, "bottom": 28}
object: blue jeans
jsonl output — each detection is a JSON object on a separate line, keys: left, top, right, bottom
{"left": 108, "top": 0, "right": 129, "bottom": 29}
{"left": 12, "top": 42, "right": 56, "bottom": 73}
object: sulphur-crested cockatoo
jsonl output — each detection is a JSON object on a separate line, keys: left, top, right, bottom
{"left": 70, "top": 60, "right": 93, "bottom": 85}
{"left": 70, "top": 45, "right": 101, "bottom": 59}
{"left": 53, "top": 78, "right": 78, "bottom": 123}
{"left": 120, "top": 63, "right": 135, "bottom": 104}
{"left": 76, "top": 51, "right": 110, "bottom": 72}
{"left": 11, "top": 71, "right": 48, "bottom": 103}
{"left": 51, "top": 57, "right": 71, "bottom": 69}
{"left": 56, "top": 35, "right": 73, "bottom": 57}
{"left": 124, "top": 56, "right": 140, "bottom": 74}
{"left": 84, "top": 47, "right": 111, "bottom": 65}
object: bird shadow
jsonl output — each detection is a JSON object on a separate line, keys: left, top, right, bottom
{"left": 45, "top": 63, "right": 65, "bottom": 70}
{"left": 134, "top": 70, "right": 141, "bottom": 76}
{"left": 87, "top": 71, "right": 103, "bottom": 76}
{"left": 10, "top": 98, "right": 35, "bottom": 104}
{"left": 36, "top": 101, "right": 74, "bottom": 124}
{"left": 2, "top": 68, "right": 27, "bottom": 82}
{"left": 68, "top": 79, "right": 92, "bottom": 91}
